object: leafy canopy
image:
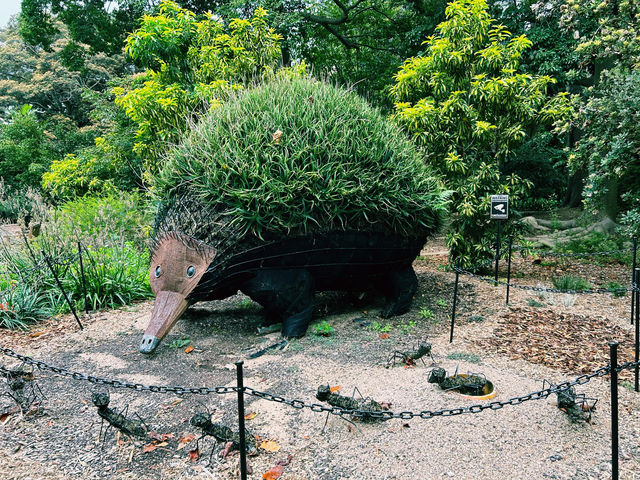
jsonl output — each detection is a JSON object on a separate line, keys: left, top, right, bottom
{"left": 156, "top": 77, "right": 448, "bottom": 239}
{"left": 113, "top": 0, "right": 282, "bottom": 177}
{"left": 391, "top": 0, "right": 571, "bottom": 264}
{"left": 570, "top": 68, "right": 640, "bottom": 236}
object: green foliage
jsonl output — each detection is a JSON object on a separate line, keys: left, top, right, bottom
{"left": 552, "top": 275, "right": 591, "bottom": 292}
{"left": 0, "top": 105, "right": 53, "bottom": 188}
{"left": 48, "top": 193, "right": 151, "bottom": 250}
{"left": 158, "top": 77, "right": 447, "bottom": 239}
{"left": 553, "top": 231, "right": 633, "bottom": 265}
{"left": 526, "top": 298, "right": 544, "bottom": 308}
{"left": 570, "top": 69, "right": 640, "bottom": 229}
{"left": 0, "top": 181, "right": 46, "bottom": 223}
{"left": 418, "top": 308, "right": 434, "bottom": 320}
{"left": 606, "top": 282, "right": 627, "bottom": 298}
{"left": 391, "top": 0, "right": 571, "bottom": 265}
{"left": 19, "top": 0, "right": 149, "bottom": 56}
{"left": 113, "top": 1, "right": 282, "bottom": 177}
{"left": 167, "top": 337, "right": 192, "bottom": 349}
{"left": 313, "top": 320, "right": 334, "bottom": 337}
{"left": 435, "top": 298, "right": 447, "bottom": 308}
{"left": 0, "top": 194, "right": 152, "bottom": 328}
{"left": 369, "top": 321, "right": 392, "bottom": 333}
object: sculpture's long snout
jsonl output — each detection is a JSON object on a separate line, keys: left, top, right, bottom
{"left": 139, "top": 291, "right": 190, "bottom": 353}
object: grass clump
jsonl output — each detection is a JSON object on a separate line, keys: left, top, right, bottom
{"left": 156, "top": 77, "right": 447, "bottom": 239}
{"left": 313, "top": 320, "right": 334, "bottom": 337}
{"left": 552, "top": 275, "right": 591, "bottom": 291}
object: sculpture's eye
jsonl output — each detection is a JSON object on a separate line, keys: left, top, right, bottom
{"left": 186, "top": 265, "right": 195, "bottom": 278}
{"left": 154, "top": 266, "right": 162, "bottom": 278}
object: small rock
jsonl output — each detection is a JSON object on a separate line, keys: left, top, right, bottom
{"left": 550, "top": 454, "right": 562, "bottom": 462}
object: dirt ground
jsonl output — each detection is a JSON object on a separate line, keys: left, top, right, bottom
{"left": 1, "top": 237, "right": 639, "bottom": 480}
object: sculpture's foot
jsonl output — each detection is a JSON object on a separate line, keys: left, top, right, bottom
{"left": 380, "top": 267, "right": 418, "bottom": 318}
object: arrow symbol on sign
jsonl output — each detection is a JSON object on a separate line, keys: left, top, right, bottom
{"left": 494, "top": 204, "right": 505, "bottom": 213}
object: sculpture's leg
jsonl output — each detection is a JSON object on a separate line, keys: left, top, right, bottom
{"left": 380, "top": 267, "right": 418, "bottom": 318}
{"left": 242, "top": 269, "right": 315, "bottom": 338}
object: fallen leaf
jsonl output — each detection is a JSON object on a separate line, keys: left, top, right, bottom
{"left": 184, "top": 345, "right": 194, "bottom": 354}
{"left": 277, "top": 454, "right": 293, "bottom": 466}
{"left": 0, "top": 412, "right": 12, "bottom": 423}
{"left": 220, "top": 441, "right": 234, "bottom": 458}
{"left": 379, "top": 333, "right": 389, "bottom": 339}
{"left": 189, "top": 448, "right": 200, "bottom": 462}
{"left": 148, "top": 432, "right": 174, "bottom": 442}
{"left": 178, "top": 434, "right": 195, "bottom": 445}
{"left": 142, "top": 443, "right": 158, "bottom": 453}
{"left": 170, "top": 399, "right": 183, "bottom": 406}
{"left": 28, "top": 331, "right": 47, "bottom": 338}
{"left": 272, "top": 129, "right": 283, "bottom": 144}
{"left": 329, "top": 385, "right": 341, "bottom": 393}
{"left": 262, "top": 465, "right": 284, "bottom": 480}
{"left": 244, "top": 412, "right": 257, "bottom": 420}
{"left": 260, "top": 440, "right": 281, "bottom": 452}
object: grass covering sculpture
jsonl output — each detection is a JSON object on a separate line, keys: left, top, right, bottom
{"left": 140, "top": 77, "right": 448, "bottom": 353}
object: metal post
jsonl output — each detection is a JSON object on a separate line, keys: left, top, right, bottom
{"left": 631, "top": 238, "right": 637, "bottom": 325}
{"left": 77, "top": 242, "right": 89, "bottom": 314}
{"left": 609, "top": 342, "right": 619, "bottom": 480}
{"left": 506, "top": 236, "right": 513, "bottom": 305}
{"left": 450, "top": 262, "right": 460, "bottom": 343}
{"left": 494, "top": 220, "right": 502, "bottom": 286}
{"left": 236, "top": 361, "right": 248, "bottom": 480}
{"left": 636, "top": 268, "right": 640, "bottom": 392}
{"left": 42, "top": 252, "right": 83, "bottom": 330}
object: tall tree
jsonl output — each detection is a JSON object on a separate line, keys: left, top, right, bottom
{"left": 391, "top": 0, "right": 571, "bottom": 264}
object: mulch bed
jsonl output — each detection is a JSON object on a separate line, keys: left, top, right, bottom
{"left": 476, "top": 307, "right": 636, "bottom": 380}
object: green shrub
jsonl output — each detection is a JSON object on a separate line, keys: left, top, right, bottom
{"left": 313, "top": 320, "right": 334, "bottom": 337}
{"left": 552, "top": 275, "right": 591, "bottom": 291}
{"left": 554, "top": 232, "right": 632, "bottom": 265}
{"left": 0, "top": 284, "right": 54, "bottom": 329}
{"left": 45, "top": 193, "right": 151, "bottom": 250}
{"left": 157, "top": 77, "right": 447, "bottom": 239}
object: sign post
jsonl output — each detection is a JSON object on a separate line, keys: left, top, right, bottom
{"left": 490, "top": 195, "right": 509, "bottom": 286}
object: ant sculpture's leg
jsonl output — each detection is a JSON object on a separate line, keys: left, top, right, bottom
{"left": 351, "top": 386, "right": 364, "bottom": 400}
{"left": 321, "top": 411, "right": 331, "bottom": 435}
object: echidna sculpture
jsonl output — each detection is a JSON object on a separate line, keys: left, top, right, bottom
{"left": 139, "top": 78, "right": 446, "bottom": 353}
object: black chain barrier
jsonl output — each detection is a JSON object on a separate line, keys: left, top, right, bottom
{"left": 452, "top": 264, "right": 640, "bottom": 295}
{"left": 512, "top": 247, "right": 633, "bottom": 259}
{"left": 0, "top": 347, "right": 236, "bottom": 396}
{"left": 2, "top": 346, "right": 639, "bottom": 421}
